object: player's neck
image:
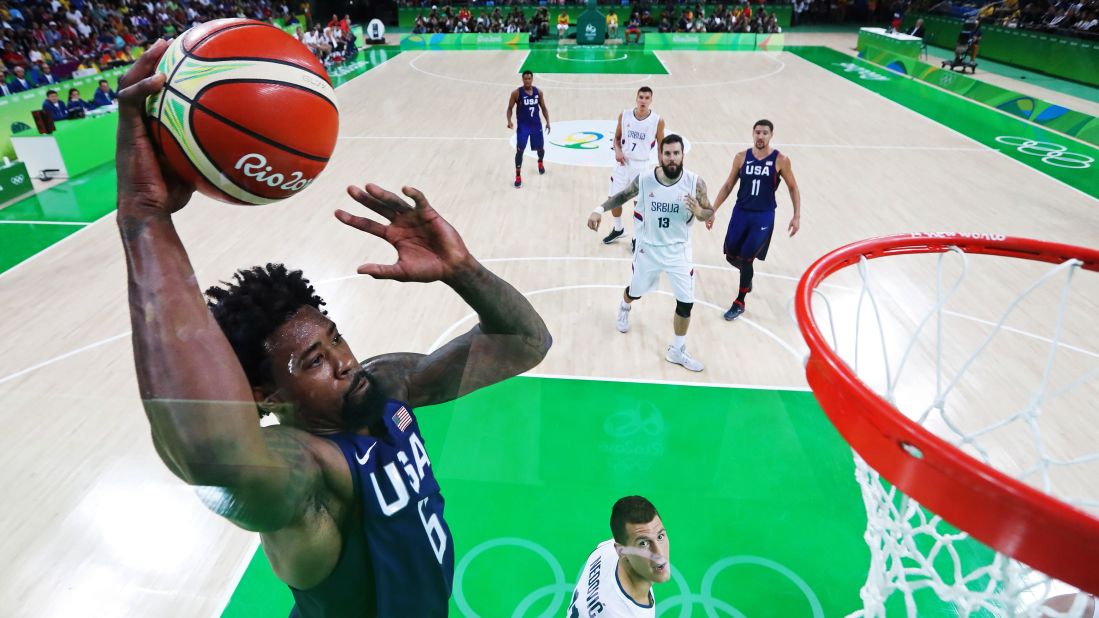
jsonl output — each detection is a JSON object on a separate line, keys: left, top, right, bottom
{"left": 633, "top": 107, "right": 651, "bottom": 120}
{"left": 616, "top": 557, "right": 653, "bottom": 606}
{"left": 751, "top": 145, "right": 773, "bottom": 158}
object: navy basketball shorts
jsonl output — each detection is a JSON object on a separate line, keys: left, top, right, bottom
{"left": 516, "top": 124, "right": 544, "bottom": 150}
{"left": 724, "top": 208, "right": 776, "bottom": 262}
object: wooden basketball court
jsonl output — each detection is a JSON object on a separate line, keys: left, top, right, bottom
{"left": 1, "top": 39, "right": 1096, "bottom": 616}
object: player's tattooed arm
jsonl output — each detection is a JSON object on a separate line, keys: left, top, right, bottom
{"left": 588, "top": 177, "right": 639, "bottom": 231}
{"left": 600, "top": 176, "right": 640, "bottom": 212}
{"left": 686, "top": 177, "right": 715, "bottom": 222}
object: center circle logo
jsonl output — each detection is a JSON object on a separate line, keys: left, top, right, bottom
{"left": 511, "top": 119, "right": 692, "bottom": 168}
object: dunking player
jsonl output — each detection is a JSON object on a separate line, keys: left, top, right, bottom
{"left": 116, "top": 41, "right": 552, "bottom": 616}
{"left": 566, "top": 496, "right": 671, "bottom": 617}
{"left": 601, "top": 86, "right": 665, "bottom": 248}
{"left": 706, "top": 119, "right": 801, "bottom": 321}
{"left": 507, "top": 70, "right": 551, "bottom": 188}
{"left": 588, "top": 134, "right": 712, "bottom": 372}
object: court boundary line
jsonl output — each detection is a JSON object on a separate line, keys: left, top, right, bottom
{"left": 0, "top": 210, "right": 115, "bottom": 282}
{"left": 525, "top": 371, "right": 811, "bottom": 391}
{"left": 0, "top": 220, "right": 90, "bottom": 226}
{"left": 213, "top": 537, "right": 262, "bottom": 618}
{"left": 789, "top": 50, "right": 1098, "bottom": 203}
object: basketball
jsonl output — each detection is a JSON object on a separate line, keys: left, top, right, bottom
{"left": 146, "top": 19, "right": 339, "bottom": 205}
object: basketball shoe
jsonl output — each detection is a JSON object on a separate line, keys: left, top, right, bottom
{"left": 665, "top": 344, "right": 704, "bottom": 372}
{"left": 603, "top": 228, "right": 625, "bottom": 244}
{"left": 724, "top": 301, "right": 745, "bottom": 321}
{"left": 538, "top": 161, "right": 545, "bottom": 174}
{"left": 616, "top": 303, "right": 630, "bottom": 333}
{"left": 514, "top": 174, "right": 522, "bottom": 188}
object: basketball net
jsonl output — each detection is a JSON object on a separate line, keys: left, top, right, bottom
{"left": 794, "top": 235, "right": 1099, "bottom": 618}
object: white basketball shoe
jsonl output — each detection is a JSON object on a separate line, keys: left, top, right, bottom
{"left": 616, "top": 304, "right": 631, "bottom": 333}
{"left": 665, "top": 344, "right": 704, "bottom": 372}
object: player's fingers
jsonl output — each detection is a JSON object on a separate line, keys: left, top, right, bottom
{"left": 348, "top": 185, "right": 399, "bottom": 220}
{"left": 364, "top": 183, "right": 414, "bottom": 214}
{"left": 401, "top": 186, "right": 431, "bottom": 211}
{"left": 335, "top": 209, "right": 386, "bottom": 237}
{"left": 118, "top": 38, "right": 170, "bottom": 92}
{"left": 357, "top": 263, "right": 405, "bottom": 279}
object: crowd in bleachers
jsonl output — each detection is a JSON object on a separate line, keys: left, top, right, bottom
{"left": 408, "top": 2, "right": 783, "bottom": 37}
{"left": 982, "top": 0, "right": 1097, "bottom": 36}
{"left": 1, "top": 0, "right": 295, "bottom": 93}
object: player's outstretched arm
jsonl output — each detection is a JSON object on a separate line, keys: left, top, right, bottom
{"left": 336, "top": 184, "right": 552, "bottom": 408}
{"left": 588, "top": 176, "right": 640, "bottom": 231}
{"left": 779, "top": 154, "right": 801, "bottom": 236}
{"left": 118, "top": 41, "right": 325, "bottom": 533}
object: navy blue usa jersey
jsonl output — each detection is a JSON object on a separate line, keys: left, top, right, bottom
{"left": 517, "top": 86, "right": 542, "bottom": 128}
{"left": 293, "top": 400, "right": 452, "bottom": 617}
{"left": 734, "top": 149, "right": 781, "bottom": 212}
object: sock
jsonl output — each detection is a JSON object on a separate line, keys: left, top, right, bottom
{"left": 620, "top": 300, "right": 631, "bottom": 312}
{"left": 613, "top": 216, "right": 623, "bottom": 231}
{"left": 673, "top": 335, "right": 686, "bottom": 349}
{"left": 514, "top": 150, "right": 523, "bottom": 169}
{"left": 537, "top": 150, "right": 545, "bottom": 162}
{"left": 737, "top": 261, "right": 754, "bottom": 303}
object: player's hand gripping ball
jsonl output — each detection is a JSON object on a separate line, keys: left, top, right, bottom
{"left": 146, "top": 19, "right": 340, "bottom": 205}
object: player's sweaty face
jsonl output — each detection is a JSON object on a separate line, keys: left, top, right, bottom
{"left": 753, "top": 126, "right": 772, "bottom": 149}
{"left": 522, "top": 73, "right": 533, "bottom": 88}
{"left": 264, "top": 306, "right": 367, "bottom": 432}
{"left": 636, "top": 91, "right": 652, "bottom": 111}
{"left": 622, "top": 516, "right": 671, "bottom": 583}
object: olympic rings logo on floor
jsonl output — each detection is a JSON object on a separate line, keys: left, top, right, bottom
{"left": 452, "top": 537, "right": 825, "bottom": 618}
{"left": 994, "top": 135, "right": 1094, "bottom": 169}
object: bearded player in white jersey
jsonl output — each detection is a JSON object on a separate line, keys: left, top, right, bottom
{"left": 566, "top": 496, "right": 671, "bottom": 618}
{"left": 587, "top": 134, "right": 713, "bottom": 372}
{"left": 602, "top": 86, "right": 666, "bottom": 249}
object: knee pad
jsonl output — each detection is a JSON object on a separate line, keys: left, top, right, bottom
{"left": 675, "top": 301, "right": 693, "bottom": 318}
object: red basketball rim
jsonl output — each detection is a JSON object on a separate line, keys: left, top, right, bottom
{"left": 794, "top": 233, "right": 1099, "bottom": 596}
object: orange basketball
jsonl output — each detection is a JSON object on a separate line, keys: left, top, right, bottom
{"left": 146, "top": 19, "right": 339, "bottom": 205}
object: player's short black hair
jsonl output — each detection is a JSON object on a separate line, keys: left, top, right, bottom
{"left": 754, "top": 119, "right": 774, "bottom": 131}
{"left": 205, "top": 264, "right": 327, "bottom": 415}
{"left": 611, "top": 495, "right": 660, "bottom": 544}
{"left": 522, "top": 70, "right": 534, "bottom": 77}
{"left": 660, "top": 133, "right": 684, "bottom": 149}
{"left": 638, "top": 86, "right": 653, "bottom": 96}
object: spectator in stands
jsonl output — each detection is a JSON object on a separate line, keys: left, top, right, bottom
{"left": 67, "top": 87, "right": 91, "bottom": 113}
{"left": 607, "top": 9, "right": 619, "bottom": 39}
{"left": 10, "top": 66, "right": 33, "bottom": 92}
{"left": 92, "top": 79, "right": 117, "bottom": 107}
{"left": 557, "top": 10, "right": 569, "bottom": 39}
{"left": 907, "top": 17, "right": 925, "bottom": 37}
{"left": 42, "top": 89, "right": 67, "bottom": 120}
{"left": 35, "top": 63, "right": 59, "bottom": 87}
{"left": 626, "top": 13, "right": 642, "bottom": 42}
{"left": 0, "top": 68, "right": 11, "bottom": 96}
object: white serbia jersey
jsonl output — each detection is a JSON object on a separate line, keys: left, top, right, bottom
{"left": 567, "top": 540, "right": 656, "bottom": 618}
{"left": 620, "top": 108, "right": 660, "bottom": 162}
{"left": 636, "top": 168, "right": 697, "bottom": 247}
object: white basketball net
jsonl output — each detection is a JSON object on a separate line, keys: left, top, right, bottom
{"left": 806, "top": 245, "right": 1098, "bottom": 618}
